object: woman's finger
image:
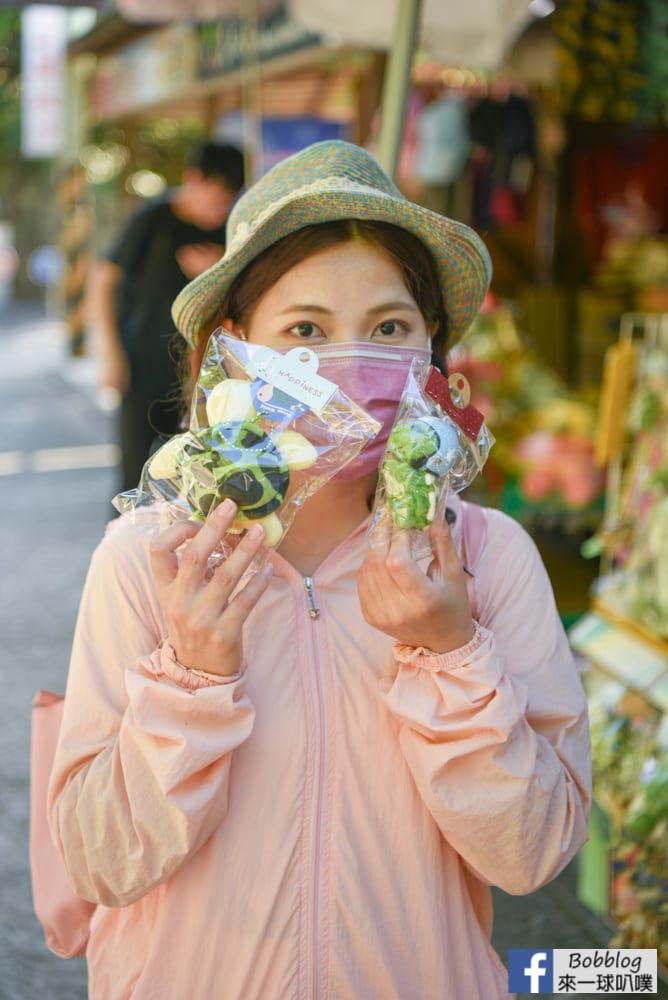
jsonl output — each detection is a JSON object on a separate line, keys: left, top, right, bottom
{"left": 369, "top": 514, "right": 393, "bottom": 561}
{"left": 384, "top": 527, "right": 421, "bottom": 598}
{"left": 149, "top": 518, "right": 203, "bottom": 592}
{"left": 203, "top": 522, "right": 268, "bottom": 608}
{"left": 175, "top": 499, "right": 239, "bottom": 587}
{"left": 426, "top": 515, "right": 460, "bottom": 582}
{"left": 223, "top": 562, "right": 274, "bottom": 632}
{"left": 358, "top": 521, "right": 393, "bottom": 607}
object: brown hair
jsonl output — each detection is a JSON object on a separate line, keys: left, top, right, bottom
{"left": 213, "top": 220, "right": 448, "bottom": 368}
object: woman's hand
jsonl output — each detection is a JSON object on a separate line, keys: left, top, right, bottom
{"left": 357, "top": 516, "right": 474, "bottom": 654}
{"left": 149, "top": 499, "right": 273, "bottom": 676}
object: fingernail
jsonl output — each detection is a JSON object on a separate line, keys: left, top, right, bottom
{"left": 219, "top": 498, "right": 235, "bottom": 514}
{"left": 248, "top": 523, "right": 265, "bottom": 539}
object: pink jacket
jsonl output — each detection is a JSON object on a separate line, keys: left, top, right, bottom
{"left": 48, "top": 496, "right": 591, "bottom": 999}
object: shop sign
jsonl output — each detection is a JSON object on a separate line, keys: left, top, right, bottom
{"left": 91, "top": 23, "right": 199, "bottom": 119}
{"left": 21, "top": 6, "right": 67, "bottom": 158}
{"left": 198, "top": 2, "right": 321, "bottom": 80}
{"left": 260, "top": 117, "right": 349, "bottom": 173}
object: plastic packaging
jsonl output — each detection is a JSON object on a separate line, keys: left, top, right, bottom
{"left": 368, "top": 357, "right": 494, "bottom": 555}
{"left": 113, "top": 329, "right": 381, "bottom": 551}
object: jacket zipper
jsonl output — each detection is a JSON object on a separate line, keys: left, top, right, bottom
{"left": 303, "top": 576, "right": 320, "bottom": 619}
{"left": 301, "top": 575, "right": 325, "bottom": 998}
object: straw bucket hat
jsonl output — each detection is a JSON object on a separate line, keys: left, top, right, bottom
{"left": 172, "top": 140, "right": 492, "bottom": 349}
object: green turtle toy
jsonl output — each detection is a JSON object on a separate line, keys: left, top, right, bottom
{"left": 146, "top": 379, "right": 318, "bottom": 546}
{"left": 381, "top": 416, "right": 460, "bottom": 529}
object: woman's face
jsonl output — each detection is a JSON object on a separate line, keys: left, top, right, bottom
{"left": 227, "top": 241, "right": 434, "bottom": 349}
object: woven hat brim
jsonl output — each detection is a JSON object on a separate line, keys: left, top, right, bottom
{"left": 172, "top": 188, "right": 492, "bottom": 349}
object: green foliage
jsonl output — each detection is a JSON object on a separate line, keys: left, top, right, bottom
{"left": 0, "top": 9, "right": 21, "bottom": 155}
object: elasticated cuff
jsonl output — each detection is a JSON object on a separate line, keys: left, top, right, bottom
{"left": 159, "top": 642, "right": 245, "bottom": 690}
{"left": 393, "top": 622, "right": 485, "bottom": 672}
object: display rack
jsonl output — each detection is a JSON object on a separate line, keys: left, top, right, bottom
{"left": 568, "top": 312, "right": 668, "bottom": 974}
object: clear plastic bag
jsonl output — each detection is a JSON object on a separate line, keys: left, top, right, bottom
{"left": 368, "top": 357, "right": 494, "bottom": 556}
{"left": 114, "top": 329, "right": 381, "bottom": 551}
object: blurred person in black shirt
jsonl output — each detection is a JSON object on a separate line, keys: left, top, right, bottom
{"left": 89, "top": 141, "right": 244, "bottom": 493}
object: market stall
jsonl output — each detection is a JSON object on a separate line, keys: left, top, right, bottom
{"left": 569, "top": 311, "right": 668, "bottom": 973}
{"left": 453, "top": 300, "right": 605, "bottom": 537}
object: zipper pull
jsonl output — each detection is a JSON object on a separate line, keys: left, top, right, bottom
{"left": 303, "top": 576, "right": 320, "bottom": 620}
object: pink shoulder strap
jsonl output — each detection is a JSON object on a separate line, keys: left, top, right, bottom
{"left": 461, "top": 502, "right": 488, "bottom": 621}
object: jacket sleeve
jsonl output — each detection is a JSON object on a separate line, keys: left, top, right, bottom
{"left": 383, "top": 508, "right": 591, "bottom": 895}
{"left": 47, "top": 521, "right": 255, "bottom": 908}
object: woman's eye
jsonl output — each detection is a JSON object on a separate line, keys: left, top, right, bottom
{"left": 375, "top": 320, "right": 402, "bottom": 338}
{"left": 289, "top": 322, "right": 320, "bottom": 339}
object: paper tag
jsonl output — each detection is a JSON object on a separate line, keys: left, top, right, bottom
{"left": 424, "top": 368, "right": 484, "bottom": 440}
{"left": 248, "top": 346, "right": 337, "bottom": 413}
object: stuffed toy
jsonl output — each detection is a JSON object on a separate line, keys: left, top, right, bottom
{"left": 146, "top": 379, "right": 317, "bottom": 546}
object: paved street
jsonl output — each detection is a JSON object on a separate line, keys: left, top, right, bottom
{"left": 0, "top": 300, "right": 664, "bottom": 1000}
{"left": 0, "top": 300, "right": 111, "bottom": 1000}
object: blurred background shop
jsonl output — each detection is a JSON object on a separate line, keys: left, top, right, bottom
{"left": 0, "top": 0, "right": 667, "bottom": 988}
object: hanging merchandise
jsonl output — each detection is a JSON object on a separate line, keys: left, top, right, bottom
{"left": 569, "top": 312, "right": 668, "bottom": 970}
{"left": 450, "top": 302, "right": 605, "bottom": 534}
{"left": 415, "top": 92, "right": 470, "bottom": 187}
{"left": 638, "top": 0, "right": 668, "bottom": 126}
{"left": 570, "top": 617, "right": 668, "bottom": 968}
{"left": 611, "top": 750, "right": 668, "bottom": 964}
{"left": 582, "top": 677, "right": 668, "bottom": 966}
{"left": 554, "top": 0, "right": 645, "bottom": 124}
{"left": 589, "top": 319, "right": 668, "bottom": 638}
{"left": 367, "top": 90, "right": 424, "bottom": 188}
{"left": 573, "top": 128, "right": 668, "bottom": 269}
{"left": 554, "top": 0, "right": 668, "bottom": 127}
{"left": 468, "top": 88, "right": 536, "bottom": 229}
{"left": 596, "top": 234, "right": 668, "bottom": 314}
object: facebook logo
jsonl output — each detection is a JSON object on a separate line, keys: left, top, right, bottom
{"left": 508, "top": 949, "right": 554, "bottom": 993}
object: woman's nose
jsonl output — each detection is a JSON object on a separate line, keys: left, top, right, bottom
{"left": 328, "top": 329, "right": 370, "bottom": 344}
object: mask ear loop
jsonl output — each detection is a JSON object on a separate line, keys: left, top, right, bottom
{"left": 219, "top": 320, "right": 247, "bottom": 341}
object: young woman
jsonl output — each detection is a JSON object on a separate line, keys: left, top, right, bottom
{"left": 49, "top": 141, "right": 591, "bottom": 999}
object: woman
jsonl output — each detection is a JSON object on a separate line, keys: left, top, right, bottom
{"left": 49, "top": 141, "right": 591, "bottom": 999}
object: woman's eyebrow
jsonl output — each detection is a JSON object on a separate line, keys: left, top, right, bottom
{"left": 278, "top": 304, "right": 331, "bottom": 315}
{"left": 278, "top": 300, "right": 419, "bottom": 316}
{"left": 365, "top": 300, "right": 420, "bottom": 315}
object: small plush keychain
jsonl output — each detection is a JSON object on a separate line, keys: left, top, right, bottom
{"left": 381, "top": 417, "right": 461, "bottom": 529}
{"left": 372, "top": 361, "right": 493, "bottom": 541}
{"left": 147, "top": 380, "right": 318, "bottom": 546}
{"left": 114, "top": 330, "right": 382, "bottom": 555}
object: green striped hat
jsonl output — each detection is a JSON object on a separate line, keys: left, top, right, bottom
{"left": 172, "top": 140, "right": 492, "bottom": 349}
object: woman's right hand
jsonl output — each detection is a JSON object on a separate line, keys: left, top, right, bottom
{"left": 149, "top": 499, "right": 273, "bottom": 676}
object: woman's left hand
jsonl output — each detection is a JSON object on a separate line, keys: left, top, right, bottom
{"left": 357, "top": 516, "right": 475, "bottom": 653}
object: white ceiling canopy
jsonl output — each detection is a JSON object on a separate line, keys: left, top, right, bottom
{"left": 290, "top": 0, "right": 533, "bottom": 70}
{"left": 115, "top": 0, "right": 532, "bottom": 69}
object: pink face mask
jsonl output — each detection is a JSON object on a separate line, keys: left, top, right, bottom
{"left": 310, "top": 341, "right": 432, "bottom": 481}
